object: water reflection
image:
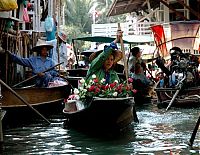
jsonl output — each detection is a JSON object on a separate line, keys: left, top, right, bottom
{"left": 1, "top": 104, "right": 200, "bottom": 154}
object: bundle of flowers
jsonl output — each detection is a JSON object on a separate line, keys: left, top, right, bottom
{"left": 66, "top": 74, "right": 137, "bottom": 103}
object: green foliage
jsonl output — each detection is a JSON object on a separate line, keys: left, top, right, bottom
{"left": 63, "top": 0, "right": 127, "bottom": 51}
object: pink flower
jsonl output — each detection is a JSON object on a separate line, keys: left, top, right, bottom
{"left": 132, "top": 89, "right": 137, "bottom": 94}
{"left": 128, "top": 77, "right": 133, "bottom": 83}
{"left": 93, "top": 78, "right": 98, "bottom": 83}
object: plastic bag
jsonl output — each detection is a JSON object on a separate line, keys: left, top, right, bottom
{"left": 44, "top": 16, "right": 54, "bottom": 32}
{"left": 23, "top": 8, "right": 30, "bottom": 23}
{"left": 0, "top": 0, "right": 18, "bottom": 11}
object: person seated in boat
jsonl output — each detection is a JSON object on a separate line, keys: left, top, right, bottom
{"left": 131, "top": 63, "right": 153, "bottom": 86}
{"left": 85, "top": 30, "right": 123, "bottom": 84}
{"left": 128, "top": 46, "right": 146, "bottom": 75}
{"left": 8, "top": 39, "right": 60, "bottom": 87}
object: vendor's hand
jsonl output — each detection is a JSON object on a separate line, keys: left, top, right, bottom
{"left": 37, "top": 72, "right": 45, "bottom": 77}
{"left": 0, "top": 47, "right": 5, "bottom": 54}
{"left": 117, "top": 30, "right": 123, "bottom": 40}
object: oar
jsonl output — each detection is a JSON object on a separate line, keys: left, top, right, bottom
{"left": 0, "top": 79, "right": 51, "bottom": 125}
{"left": 189, "top": 115, "right": 200, "bottom": 146}
{"left": 13, "top": 62, "right": 64, "bottom": 88}
{"left": 166, "top": 76, "right": 186, "bottom": 111}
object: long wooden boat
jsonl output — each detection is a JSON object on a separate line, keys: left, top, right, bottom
{"left": 1, "top": 85, "right": 69, "bottom": 108}
{"left": 0, "top": 84, "right": 71, "bottom": 124}
{"left": 63, "top": 97, "right": 138, "bottom": 133}
{"left": 155, "top": 82, "right": 200, "bottom": 108}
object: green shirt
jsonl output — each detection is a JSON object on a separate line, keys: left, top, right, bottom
{"left": 85, "top": 47, "right": 120, "bottom": 84}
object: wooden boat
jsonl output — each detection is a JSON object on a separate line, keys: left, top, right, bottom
{"left": 63, "top": 97, "right": 138, "bottom": 133}
{"left": 1, "top": 85, "right": 69, "bottom": 108}
{"left": 155, "top": 82, "right": 200, "bottom": 108}
{"left": 0, "top": 84, "right": 71, "bottom": 124}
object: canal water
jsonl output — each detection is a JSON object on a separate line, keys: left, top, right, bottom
{"left": 1, "top": 103, "right": 199, "bottom": 154}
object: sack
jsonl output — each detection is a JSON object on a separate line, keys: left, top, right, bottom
{"left": 0, "top": 0, "right": 18, "bottom": 11}
{"left": 23, "top": 8, "right": 30, "bottom": 23}
{"left": 44, "top": 16, "right": 54, "bottom": 32}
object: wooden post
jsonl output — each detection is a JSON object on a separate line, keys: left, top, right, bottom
{"left": 117, "top": 23, "right": 128, "bottom": 84}
{"left": 57, "top": 0, "right": 61, "bottom": 72}
{"left": 0, "top": 84, "right": 6, "bottom": 143}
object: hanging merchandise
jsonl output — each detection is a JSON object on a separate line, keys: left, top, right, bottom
{"left": 0, "top": 0, "right": 18, "bottom": 11}
{"left": 23, "top": 8, "right": 30, "bottom": 23}
{"left": 44, "top": 16, "right": 54, "bottom": 32}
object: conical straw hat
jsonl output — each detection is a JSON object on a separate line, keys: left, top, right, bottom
{"left": 32, "top": 39, "right": 53, "bottom": 52}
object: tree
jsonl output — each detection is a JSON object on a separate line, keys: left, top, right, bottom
{"left": 93, "top": 0, "right": 126, "bottom": 24}
{"left": 65, "top": 0, "right": 95, "bottom": 33}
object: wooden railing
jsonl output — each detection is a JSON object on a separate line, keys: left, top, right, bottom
{"left": 92, "top": 22, "right": 170, "bottom": 37}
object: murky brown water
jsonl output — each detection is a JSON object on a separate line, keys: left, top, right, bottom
{"left": 1, "top": 103, "right": 199, "bottom": 155}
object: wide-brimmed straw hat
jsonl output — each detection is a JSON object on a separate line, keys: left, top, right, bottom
{"left": 89, "top": 48, "right": 123, "bottom": 64}
{"left": 58, "top": 31, "right": 67, "bottom": 43}
{"left": 32, "top": 39, "right": 53, "bottom": 52}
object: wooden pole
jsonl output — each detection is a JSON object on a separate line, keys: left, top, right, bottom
{"left": 0, "top": 79, "right": 51, "bottom": 125}
{"left": 57, "top": 0, "right": 61, "bottom": 72}
{"left": 189, "top": 115, "right": 200, "bottom": 146}
{"left": 117, "top": 23, "right": 128, "bottom": 84}
{"left": 166, "top": 76, "right": 186, "bottom": 111}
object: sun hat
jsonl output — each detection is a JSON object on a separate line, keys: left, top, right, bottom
{"left": 58, "top": 31, "right": 67, "bottom": 43}
{"left": 32, "top": 39, "right": 53, "bottom": 52}
{"left": 89, "top": 46, "right": 123, "bottom": 64}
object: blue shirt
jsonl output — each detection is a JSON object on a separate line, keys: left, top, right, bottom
{"left": 11, "top": 53, "right": 58, "bottom": 87}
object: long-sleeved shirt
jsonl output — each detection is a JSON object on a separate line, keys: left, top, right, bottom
{"left": 86, "top": 42, "right": 120, "bottom": 84}
{"left": 47, "top": 39, "right": 68, "bottom": 69}
{"left": 10, "top": 53, "right": 58, "bottom": 87}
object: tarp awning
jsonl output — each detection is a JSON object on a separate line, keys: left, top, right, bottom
{"left": 72, "top": 36, "right": 130, "bottom": 44}
{"left": 72, "top": 35, "right": 153, "bottom": 44}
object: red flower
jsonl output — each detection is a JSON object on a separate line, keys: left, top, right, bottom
{"left": 109, "top": 82, "right": 116, "bottom": 88}
{"left": 101, "top": 85, "right": 106, "bottom": 90}
{"left": 105, "top": 85, "right": 109, "bottom": 90}
{"left": 94, "top": 78, "right": 98, "bottom": 83}
{"left": 88, "top": 85, "right": 95, "bottom": 92}
{"left": 95, "top": 87, "right": 100, "bottom": 94}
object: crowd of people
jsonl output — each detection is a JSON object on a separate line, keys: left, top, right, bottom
{"left": 3, "top": 20, "right": 199, "bottom": 93}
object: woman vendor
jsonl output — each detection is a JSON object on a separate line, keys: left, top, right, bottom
{"left": 85, "top": 31, "right": 123, "bottom": 84}
{"left": 8, "top": 39, "right": 59, "bottom": 87}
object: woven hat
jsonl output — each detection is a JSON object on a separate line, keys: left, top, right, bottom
{"left": 89, "top": 48, "right": 123, "bottom": 64}
{"left": 32, "top": 39, "right": 53, "bottom": 52}
{"left": 58, "top": 31, "right": 67, "bottom": 43}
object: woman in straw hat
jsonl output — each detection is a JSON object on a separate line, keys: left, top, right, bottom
{"left": 8, "top": 39, "right": 59, "bottom": 87}
{"left": 85, "top": 30, "right": 123, "bottom": 84}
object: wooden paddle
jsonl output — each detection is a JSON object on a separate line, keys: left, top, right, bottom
{"left": 0, "top": 79, "right": 51, "bottom": 125}
{"left": 189, "top": 115, "right": 200, "bottom": 146}
{"left": 166, "top": 76, "right": 186, "bottom": 111}
{"left": 12, "top": 62, "right": 64, "bottom": 88}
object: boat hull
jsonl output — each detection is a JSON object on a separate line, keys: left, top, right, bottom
{"left": 1, "top": 85, "right": 69, "bottom": 108}
{"left": 1, "top": 84, "right": 70, "bottom": 127}
{"left": 63, "top": 97, "right": 137, "bottom": 133}
{"left": 155, "top": 85, "right": 200, "bottom": 108}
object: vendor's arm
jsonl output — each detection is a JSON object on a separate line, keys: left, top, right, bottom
{"left": 9, "top": 52, "right": 32, "bottom": 68}
{"left": 86, "top": 30, "right": 122, "bottom": 77}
